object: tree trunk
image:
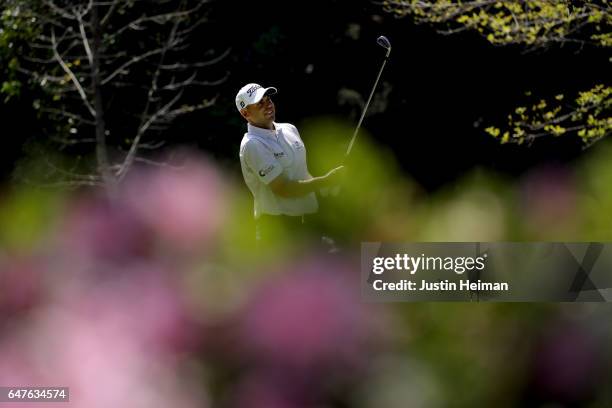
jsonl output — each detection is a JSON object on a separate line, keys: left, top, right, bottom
{"left": 91, "top": 4, "right": 116, "bottom": 196}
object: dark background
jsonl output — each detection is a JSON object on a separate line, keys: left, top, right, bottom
{"left": 2, "top": 0, "right": 609, "bottom": 190}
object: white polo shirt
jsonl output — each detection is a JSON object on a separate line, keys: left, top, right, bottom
{"left": 239, "top": 122, "right": 318, "bottom": 218}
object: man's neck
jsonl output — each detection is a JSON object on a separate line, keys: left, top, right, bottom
{"left": 249, "top": 120, "right": 275, "bottom": 131}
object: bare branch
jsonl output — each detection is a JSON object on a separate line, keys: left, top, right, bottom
{"left": 142, "top": 90, "right": 184, "bottom": 137}
{"left": 76, "top": 12, "right": 94, "bottom": 66}
{"left": 133, "top": 156, "right": 183, "bottom": 169}
{"left": 162, "top": 96, "right": 216, "bottom": 119}
{"left": 159, "top": 47, "right": 231, "bottom": 70}
{"left": 43, "top": 156, "right": 100, "bottom": 181}
{"left": 101, "top": 47, "right": 165, "bottom": 85}
{"left": 138, "top": 141, "right": 166, "bottom": 150}
{"left": 116, "top": 13, "right": 185, "bottom": 179}
{"left": 108, "top": 4, "right": 205, "bottom": 41}
{"left": 117, "top": 89, "right": 184, "bottom": 180}
{"left": 50, "top": 136, "right": 97, "bottom": 145}
{"left": 44, "top": 0, "right": 78, "bottom": 20}
{"left": 40, "top": 107, "right": 96, "bottom": 125}
{"left": 100, "top": 0, "right": 119, "bottom": 26}
{"left": 51, "top": 28, "right": 96, "bottom": 118}
{"left": 162, "top": 73, "right": 228, "bottom": 91}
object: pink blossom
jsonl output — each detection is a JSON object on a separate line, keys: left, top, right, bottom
{"left": 521, "top": 165, "right": 577, "bottom": 235}
{"left": 0, "top": 276, "right": 208, "bottom": 408}
{"left": 59, "top": 194, "right": 151, "bottom": 261}
{"left": 71, "top": 263, "right": 201, "bottom": 353}
{"left": 0, "top": 255, "right": 45, "bottom": 317}
{"left": 229, "top": 373, "right": 314, "bottom": 408}
{"left": 238, "top": 257, "right": 384, "bottom": 373}
{"left": 122, "top": 155, "right": 226, "bottom": 252}
{"left": 532, "top": 322, "right": 600, "bottom": 403}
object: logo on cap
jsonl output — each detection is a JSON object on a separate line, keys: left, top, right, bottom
{"left": 247, "top": 85, "right": 261, "bottom": 98}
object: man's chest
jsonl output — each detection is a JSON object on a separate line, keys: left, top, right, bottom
{"left": 261, "top": 132, "right": 306, "bottom": 167}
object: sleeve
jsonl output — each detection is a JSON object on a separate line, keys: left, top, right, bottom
{"left": 289, "top": 124, "right": 301, "bottom": 140}
{"left": 243, "top": 140, "right": 283, "bottom": 184}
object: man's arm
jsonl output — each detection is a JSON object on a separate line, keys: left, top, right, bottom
{"left": 269, "top": 165, "right": 345, "bottom": 198}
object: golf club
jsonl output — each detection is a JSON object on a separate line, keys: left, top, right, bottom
{"left": 345, "top": 35, "right": 392, "bottom": 157}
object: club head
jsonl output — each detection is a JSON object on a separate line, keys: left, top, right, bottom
{"left": 377, "top": 35, "right": 391, "bottom": 50}
{"left": 376, "top": 35, "right": 391, "bottom": 57}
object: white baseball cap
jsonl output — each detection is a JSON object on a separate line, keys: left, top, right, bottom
{"left": 235, "top": 83, "right": 277, "bottom": 111}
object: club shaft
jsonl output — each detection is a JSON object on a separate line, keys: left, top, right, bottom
{"left": 345, "top": 55, "right": 389, "bottom": 157}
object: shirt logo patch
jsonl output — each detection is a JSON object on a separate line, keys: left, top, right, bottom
{"left": 274, "top": 152, "right": 285, "bottom": 158}
{"left": 258, "top": 164, "right": 275, "bottom": 177}
{"left": 293, "top": 141, "right": 303, "bottom": 149}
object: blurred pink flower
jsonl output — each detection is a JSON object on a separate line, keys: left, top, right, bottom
{"left": 73, "top": 263, "right": 201, "bottom": 354}
{"left": 59, "top": 194, "right": 151, "bottom": 262}
{"left": 532, "top": 322, "right": 601, "bottom": 403}
{"left": 122, "top": 155, "right": 226, "bottom": 252}
{"left": 229, "top": 373, "right": 312, "bottom": 408}
{"left": 237, "top": 257, "right": 384, "bottom": 374}
{"left": 521, "top": 165, "right": 578, "bottom": 235}
{"left": 0, "top": 268, "right": 208, "bottom": 408}
{"left": 0, "top": 255, "right": 45, "bottom": 317}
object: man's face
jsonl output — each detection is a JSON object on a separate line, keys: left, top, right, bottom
{"left": 242, "top": 95, "right": 275, "bottom": 127}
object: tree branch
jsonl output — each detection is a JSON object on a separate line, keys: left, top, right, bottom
{"left": 51, "top": 28, "right": 96, "bottom": 118}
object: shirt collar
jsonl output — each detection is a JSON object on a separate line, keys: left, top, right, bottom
{"left": 247, "top": 122, "right": 278, "bottom": 139}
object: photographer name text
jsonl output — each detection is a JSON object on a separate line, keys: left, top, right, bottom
{"left": 372, "top": 279, "right": 509, "bottom": 292}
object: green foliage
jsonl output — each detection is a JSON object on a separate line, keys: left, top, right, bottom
{"left": 576, "top": 142, "right": 612, "bottom": 239}
{"left": 382, "top": 1, "right": 611, "bottom": 146}
{"left": 0, "top": 79, "right": 21, "bottom": 101}
{"left": 486, "top": 84, "right": 611, "bottom": 146}
{"left": 383, "top": 0, "right": 612, "bottom": 48}
{"left": 0, "top": 3, "right": 41, "bottom": 100}
{"left": 0, "top": 187, "right": 63, "bottom": 250}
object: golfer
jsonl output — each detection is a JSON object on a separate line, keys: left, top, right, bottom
{"left": 236, "top": 83, "right": 344, "bottom": 243}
